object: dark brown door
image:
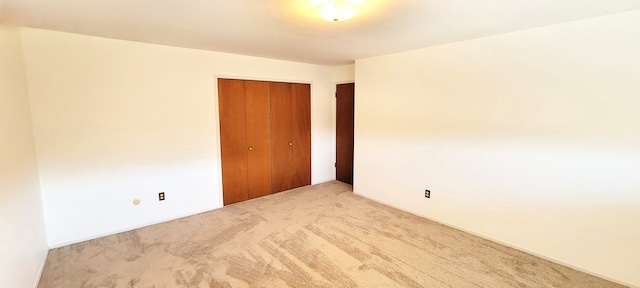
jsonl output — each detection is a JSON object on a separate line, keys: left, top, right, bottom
{"left": 270, "top": 82, "right": 293, "bottom": 193}
{"left": 218, "top": 79, "right": 249, "bottom": 205}
{"left": 336, "top": 83, "right": 354, "bottom": 184}
{"left": 245, "top": 81, "right": 272, "bottom": 199}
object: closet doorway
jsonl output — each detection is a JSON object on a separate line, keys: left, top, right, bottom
{"left": 218, "top": 79, "right": 311, "bottom": 205}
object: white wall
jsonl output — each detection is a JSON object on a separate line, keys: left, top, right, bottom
{"left": 333, "top": 64, "right": 355, "bottom": 83}
{"left": 354, "top": 10, "right": 640, "bottom": 287}
{"left": 0, "top": 26, "right": 48, "bottom": 288}
{"left": 20, "top": 28, "right": 337, "bottom": 247}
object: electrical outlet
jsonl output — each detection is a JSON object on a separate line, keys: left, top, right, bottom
{"left": 159, "top": 192, "right": 165, "bottom": 201}
{"left": 425, "top": 189, "right": 430, "bottom": 198}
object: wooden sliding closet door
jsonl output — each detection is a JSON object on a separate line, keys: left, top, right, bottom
{"left": 270, "top": 82, "right": 294, "bottom": 193}
{"left": 219, "top": 79, "right": 272, "bottom": 205}
{"left": 291, "top": 83, "right": 311, "bottom": 188}
{"left": 218, "top": 79, "right": 249, "bottom": 205}
{"left": 270, "top": 82, "right": 311, "bottom": 193}
{"left": 245, "top": 81, "right": 272, "bottom": 199}
{"left": 219, "top": 79, "right": 311, "bottom": 204}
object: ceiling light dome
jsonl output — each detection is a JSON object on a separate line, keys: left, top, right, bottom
{"left": 312, "top": 0, "right": 362, "bottom": 22}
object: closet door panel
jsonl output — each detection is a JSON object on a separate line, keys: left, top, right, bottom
{"left": 218, "top": 79, "right": 249, "bottom": 205}
{"left": 291, "top": 83, "right": 312, "bottom": 188}
{"left": 245, "top": 81, "right": 272, "bottom": 199}
{"left": 270, "top": 82, "right": 293, "bottom": 193}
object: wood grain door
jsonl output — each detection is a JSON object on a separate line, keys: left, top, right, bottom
{"left": 291, "top": 83, "right": 311, "bottom": 189}
{"left": 218, "top": 79, "right": 249, "bottom": 205}
{"left": 220, "top": 79, "right": 311, "bottom": 202}
{"left": 336, "top": 83, "right": 354, "bottom": 184}
{"left": 245, "top": 81, "right": 272, "bottom": 199}
{"left": 270, "top": 82, "right": 293, "bottom": 193}
{"left": 270, "top": 82, "right": 311, "bottom": 193}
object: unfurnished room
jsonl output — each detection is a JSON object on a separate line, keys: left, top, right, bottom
{"left": 1, "top": 0, "right": 639, "bottom": 287}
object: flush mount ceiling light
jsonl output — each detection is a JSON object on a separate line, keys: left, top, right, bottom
{"left": 312, "top": 0, "right": 363, "bottom": 22}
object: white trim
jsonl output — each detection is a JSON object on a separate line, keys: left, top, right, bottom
{"left": 214, "top": 74, "right": 313, "bottom": 85}
{"left": 47, "top": 206, "right": 221, "bottom": 248}
{"left": 33, "top": 249, "right": 48, "bottom": 288}
{"left": 352, "top": 191, "right": 636, "bottom": 288}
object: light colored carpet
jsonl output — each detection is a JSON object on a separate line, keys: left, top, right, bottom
{"left": 38, "top": 181, "right": 624, "bottom": 287}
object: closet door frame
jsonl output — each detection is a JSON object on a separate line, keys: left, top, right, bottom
{"left": 216, "top": 77, "right": 312, "bottom": 205}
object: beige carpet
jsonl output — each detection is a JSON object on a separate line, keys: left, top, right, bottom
{"left": 38, "top": 181, "right": 624, "bottom": 287}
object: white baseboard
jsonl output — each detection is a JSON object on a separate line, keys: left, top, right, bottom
{"left": 48, "top": 206, "right": 222, "bottom": 248}
{"left": 353, "top": 191, "right": 636, "bottom": 288}
{"left": 33, "top": 249, "right": 48, "bottom": 288}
